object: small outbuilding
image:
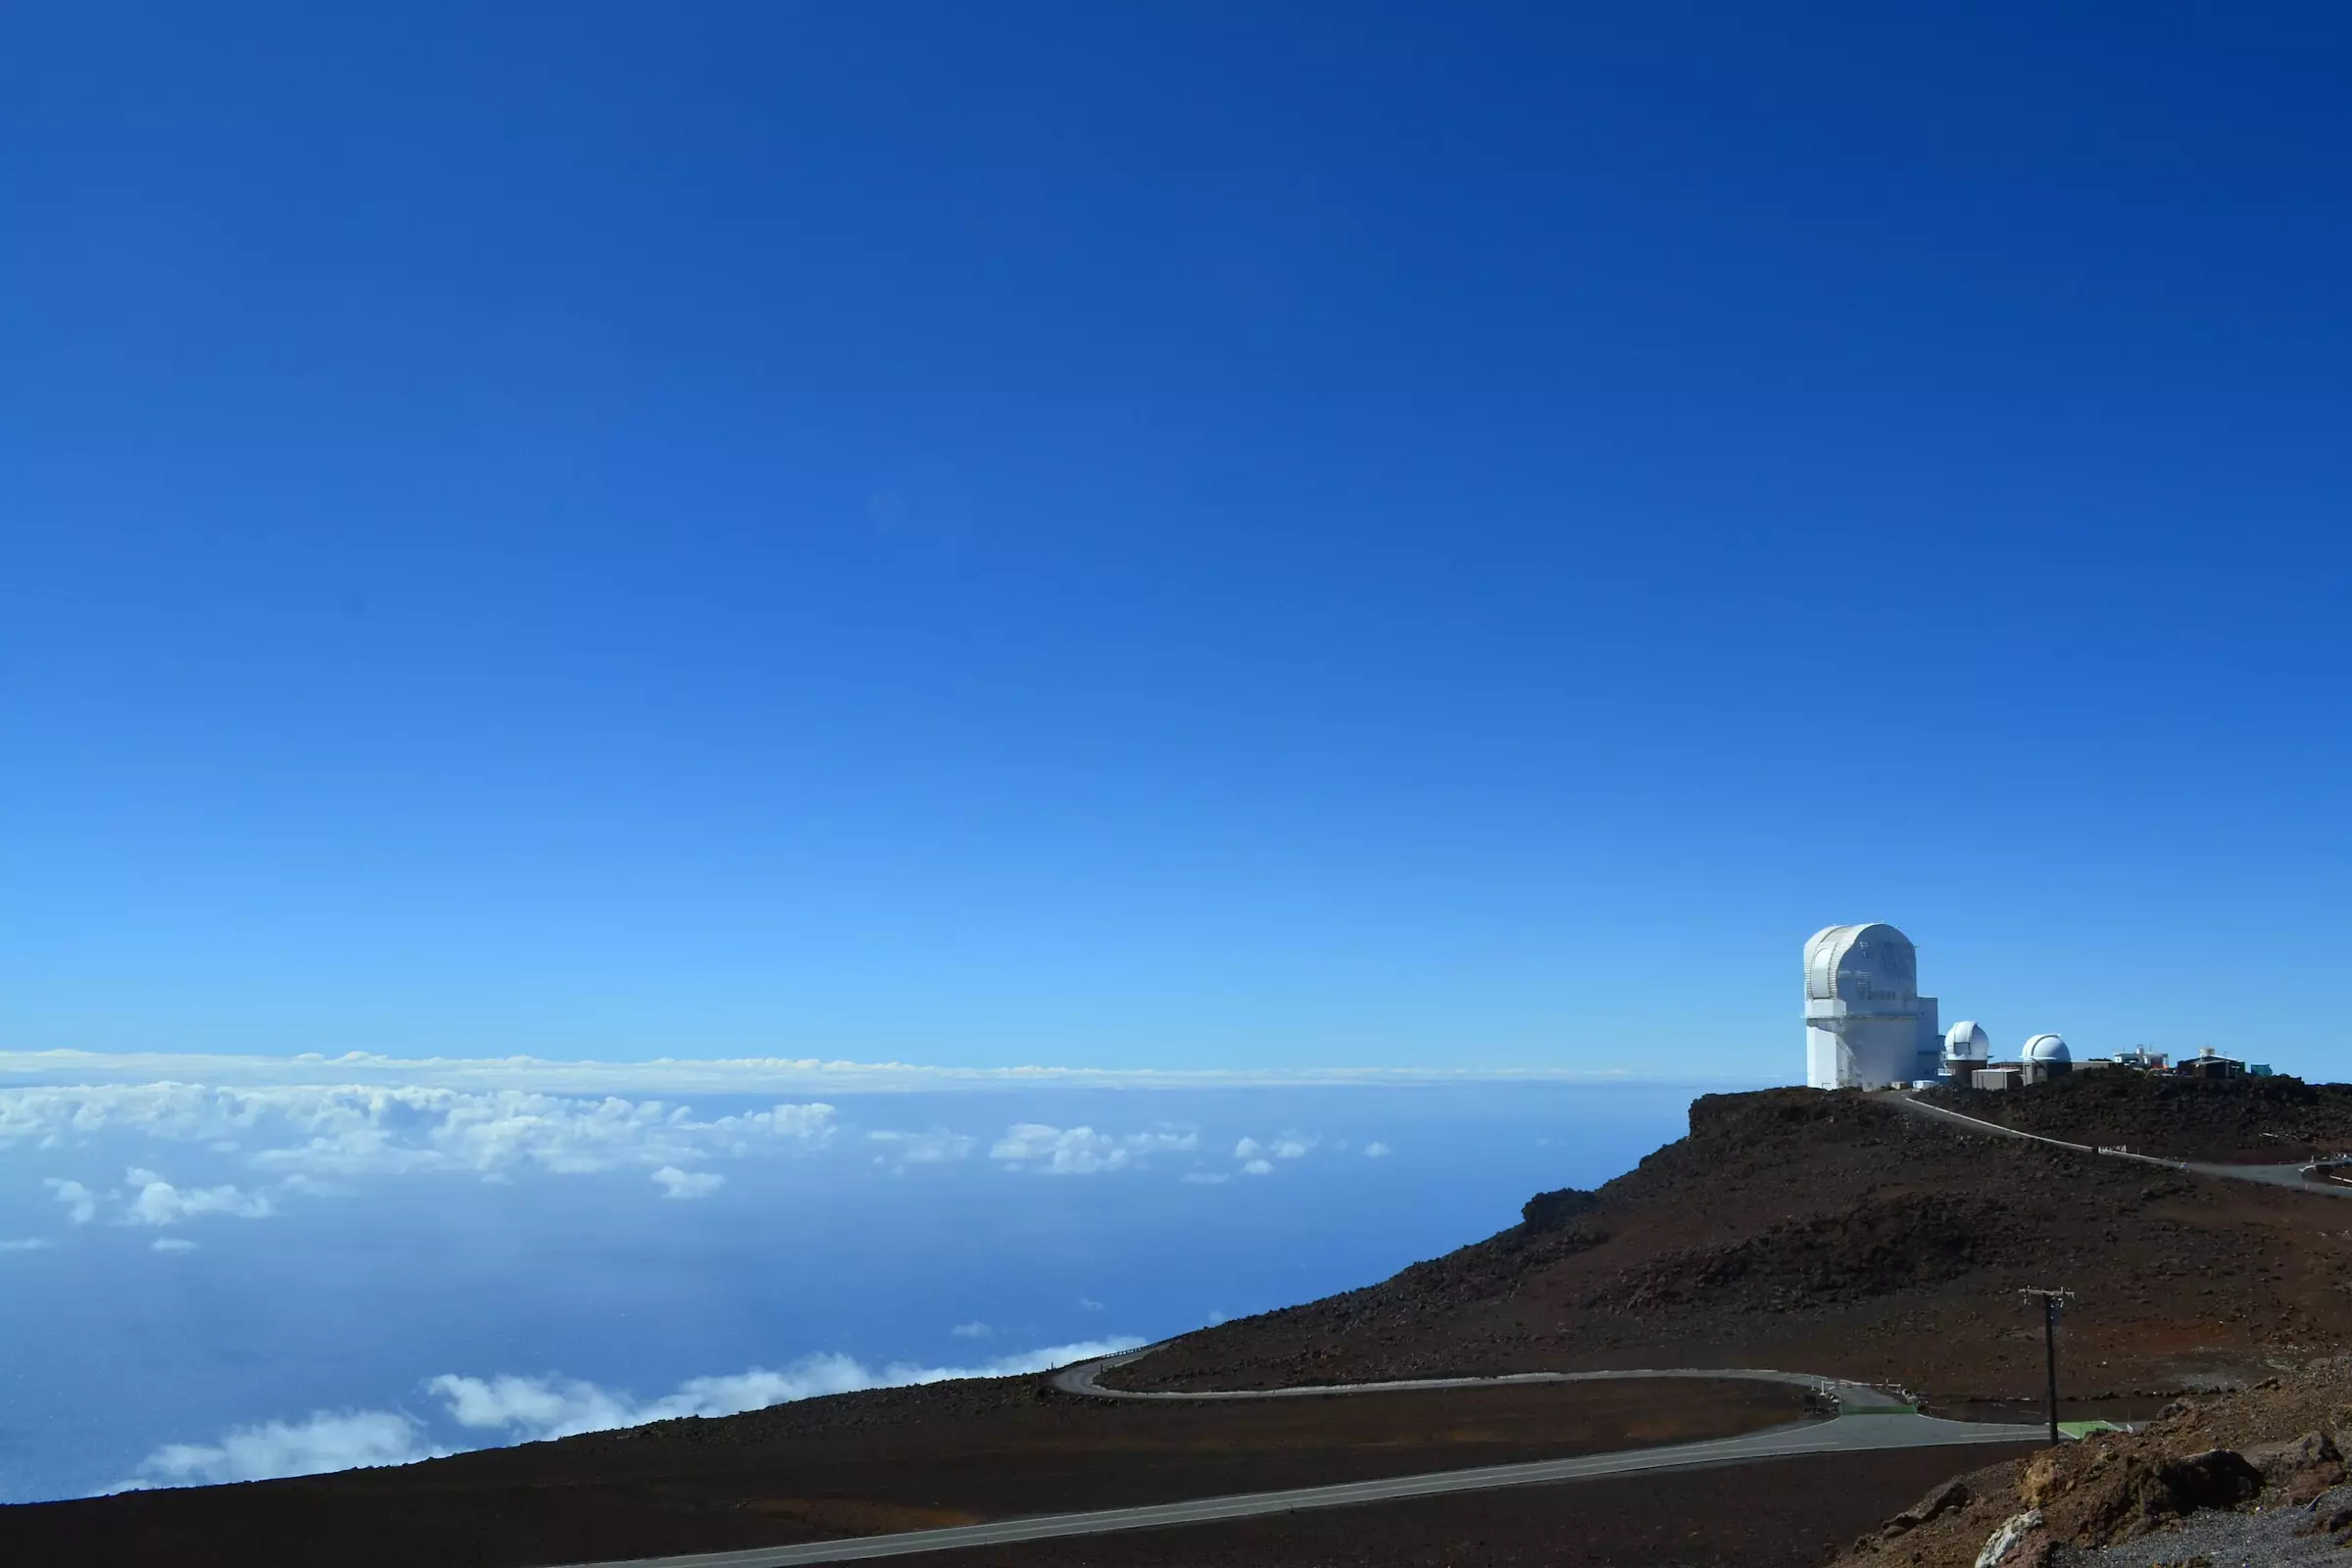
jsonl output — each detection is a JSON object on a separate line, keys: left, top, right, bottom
{"left": 2178, "top": 1047, "right": 2245, "bottom": 1080}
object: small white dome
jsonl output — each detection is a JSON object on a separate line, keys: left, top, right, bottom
{"left": 2021, "top": 1033, "right": 2071, "bottom": 1063}
{"left": 1943, "top": 1021, "right": 1990, "bottom": 1061}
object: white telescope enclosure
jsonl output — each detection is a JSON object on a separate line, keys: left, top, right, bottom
{"left": 1942, "top": 1020, "right": 1991, "bottom": 1075}
{"left": 1805, "top": 923, "right": 1942, "bottom": 1089}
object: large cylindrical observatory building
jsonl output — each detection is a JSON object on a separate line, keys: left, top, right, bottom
{"left": 1804, "top": 923, "right": 1942, "bottom": 1089}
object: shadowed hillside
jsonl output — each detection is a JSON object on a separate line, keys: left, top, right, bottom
{"left": 1114, "top": 1089, "right": 2352, "bottom": 1401}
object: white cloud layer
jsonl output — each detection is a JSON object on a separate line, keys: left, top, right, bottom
{"left": 990, "top": 1124, "right": 1198, "bottom": 1175}
{"left": 116, "top": 1337, "right": 1146, "bottom": 1491}
{"left": 650, "top": 1166, "right": 723, "bottom": 1200}
{"left": 122, "top": 1169, "right": 272, "bottom": 1226}
{"left": 1364, "top": 1141, "right": 1393, "bottom": 1157}
{"left": 42, "top": 1178, "right": 97, "bottom": 1224}
{"left": 151, "top": 1237, "right": 199, "bottom": 1253}
{"left": 121, "top": 1410, "right": 451, "bottom": 1489}
{"left": 4, "top": 1084, "right": 838, "bottom": 1182}
{"left": 424, "top": 1339, "right": 1142, "bottom": 1443}
{"left": 0, "top": 1237, "right": 56, "bottom": 1251}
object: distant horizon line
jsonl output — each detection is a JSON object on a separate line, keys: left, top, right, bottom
{"left": 0, "top": 1048, "right": 1775, "bottom": 1096}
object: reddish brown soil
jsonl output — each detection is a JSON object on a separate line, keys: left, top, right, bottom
{"left": 964, "top": 1445, "right": 2043, "bottom": 1568}
{"left": 1833, "top": 1354, "right": 2352, "bottom": 1567}
{"left": 1918, "top": 1072, "right": 2352, "bottom": 1165}
{"left": 0, "top": 1376, "right": 1800, "bottom": 1568}
{"left": 1113, "top": 1090, "right": 2352, "bottom": 1404}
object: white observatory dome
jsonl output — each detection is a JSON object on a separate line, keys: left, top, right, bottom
{"left": 1943, "top": 1021, "right": 1990, "bottom": 1062}
{"left": 2021, "top": 1033, "right": 2071, "bottom": 1064}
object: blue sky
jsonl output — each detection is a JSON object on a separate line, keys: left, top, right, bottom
{"left": 5, "top": 4, "right": 2349, "bottom": 1075}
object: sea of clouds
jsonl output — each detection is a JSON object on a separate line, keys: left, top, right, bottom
{"left": 0, "top": 1054, "right": 1719, "bottom": 1503}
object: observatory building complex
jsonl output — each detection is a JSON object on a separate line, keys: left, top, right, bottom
{"left": 1804, "top": 923, "right": 1941, "bottom": 1089}
{"left": 1803, "top": 922, "right": 2087, "bottom": 1089}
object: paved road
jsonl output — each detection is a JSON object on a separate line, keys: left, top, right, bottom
{"left": 1888, "top": 1093, "right": 2348, "bottom": 1197}
{"left": 552, "top": 1355, "right": 2046, "bottom": 1568}
{"left": 1053, "top": 1348, "right": 1917, "bottom": 1413}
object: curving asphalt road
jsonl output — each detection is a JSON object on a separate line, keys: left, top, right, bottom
{"left": 552, "top": 1351, "right": 2048, "bottom": 1568}
{"left": 1052, "top": 1348, "right": 1913, "bottom": 1412}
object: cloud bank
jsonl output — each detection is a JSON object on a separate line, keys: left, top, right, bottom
{"left": 990, "top": 1124, "right": 1198, "bottom": 1175}
{"left": 4, "top": 1084, "right": 840, "bottom": 1180}
{"left": 115, "top": 1338, "right": 1144, "bottom": 1491}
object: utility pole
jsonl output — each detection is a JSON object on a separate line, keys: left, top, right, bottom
{"left": 2020, "top": 1287, "right": 2075, "bottom": 1445}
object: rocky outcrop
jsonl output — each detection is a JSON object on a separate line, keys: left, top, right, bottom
{"left": 1836, "top": 1358, "right": 2352, "bottom": 1568}
{"left": 1520, "top": 1187, "right": 1599, "bottom": 1232}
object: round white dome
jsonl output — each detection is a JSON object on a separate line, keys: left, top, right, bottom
{"left": 2021, "top": 1033, "right": 2071, "bottom": 1063}
{"left": 1943, "top": 1021, "right": 1990, "bottom": 1061}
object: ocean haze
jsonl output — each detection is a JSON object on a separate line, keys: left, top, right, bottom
{"left": 0, "top": 1074, "right": 1710, "bottom": 1502}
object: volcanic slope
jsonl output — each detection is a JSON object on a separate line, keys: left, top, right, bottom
{"left": 1918, "top": 1071, "right": 2352, "bottom": 1164}
{"left": 1113, "top": 1089, "right": 2352, "bottom": 1403}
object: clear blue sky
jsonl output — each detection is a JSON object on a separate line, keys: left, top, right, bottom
{"left": 4, "top": 3, "right": 2347, "bottom": 1073}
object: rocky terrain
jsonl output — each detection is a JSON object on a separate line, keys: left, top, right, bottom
{"left": 1919, "top": 1071, "right": 2352, "bottom": 1165}
{"left": 0, "top": 1374, "right": 1800, "bottom": 1568}
{"left": 1832, "top": 1355, "right": 2352, "bottom": 1567}
{"left": 1113, "top": 1088, "right": 2352, "bottom": 1403}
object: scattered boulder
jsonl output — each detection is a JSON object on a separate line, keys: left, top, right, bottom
{"left": 1519, "top": 1187, "right": 1599, "bottom": 1232}
{"left": 1974, "top": 1508, "right": 2044, "bottom": 1568}
{"left": 2164, "top": 1447, "right": 2266, "bottom": 1509}
{"left": 2246, "top": 1429, "right": 2343, "bottom": 1502}
{"left": 1882, "top": 1479, "right": 1972, "bottom": 1537}
{"left": 2020, "top": 1449, "right": 2070, "bottom": 1507}
{"left": 2066, "top": 1448, "right": 2262, "bottom": 1544}
{"left": 2245, "top": 1428, "right": 2338, "bottom": 1476}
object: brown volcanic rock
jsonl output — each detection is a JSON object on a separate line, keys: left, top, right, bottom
{"left": 1835, "top": 1357, "right": 2352, "bottom": 1567}
{"left": 1922, "top": 1071, "right": 2352, "bottom": 1164}
{"left": 1112, "top": 1088, "right": 2352, "bottom": 1399}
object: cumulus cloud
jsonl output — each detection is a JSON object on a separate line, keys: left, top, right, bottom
{"left": 118, "top": 1409, "right": 448, "bottom": 1490}
{"left": 43, "top": 1178, "right": 99, "bottom": 1223}
{"left": 866, "top": 1129, "right": 978, "bottom": 1166}
{"left": 650, "top": 1166, "right": 723, "bottom": 1200}
{"left": 990, "top": 1124, "right": 1199, "bottom": 1175}
{"left": 122, "top": 1169, "right": 272, "bottom": 1226}
{"left": 1364, "top": 1142, "right": 1393, "bottom": 1157}
{"left": 1270, "top": 1134, "right": 1317, "bottom": 1159}
{"left": 116, "top": 1337, "right": 1146, "bottom": 1491}
{"left": 151, "top": 1238, "right": 199, "bottom": 1253}
{"left": 1240, "top": 1158, "right": 1273, "bottom": 1176}
{"left": 2, "top": 1083, "right": 838, "bottom": 1183}
{"left": 949, "top": 1321, "right": 991, "bottom": 1339}
{"left": 1077, "top": 1298, "right": 1103, "bottom": 1312}
{"left": 1232, "top": 1137, "right": 1261, "bottom": 1160}
{"left": 426, "top": 1338, "right": 1145, "bottom": 1444}
{"left": 0, "top": 1237, "right": 56, "bottom": 1251}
